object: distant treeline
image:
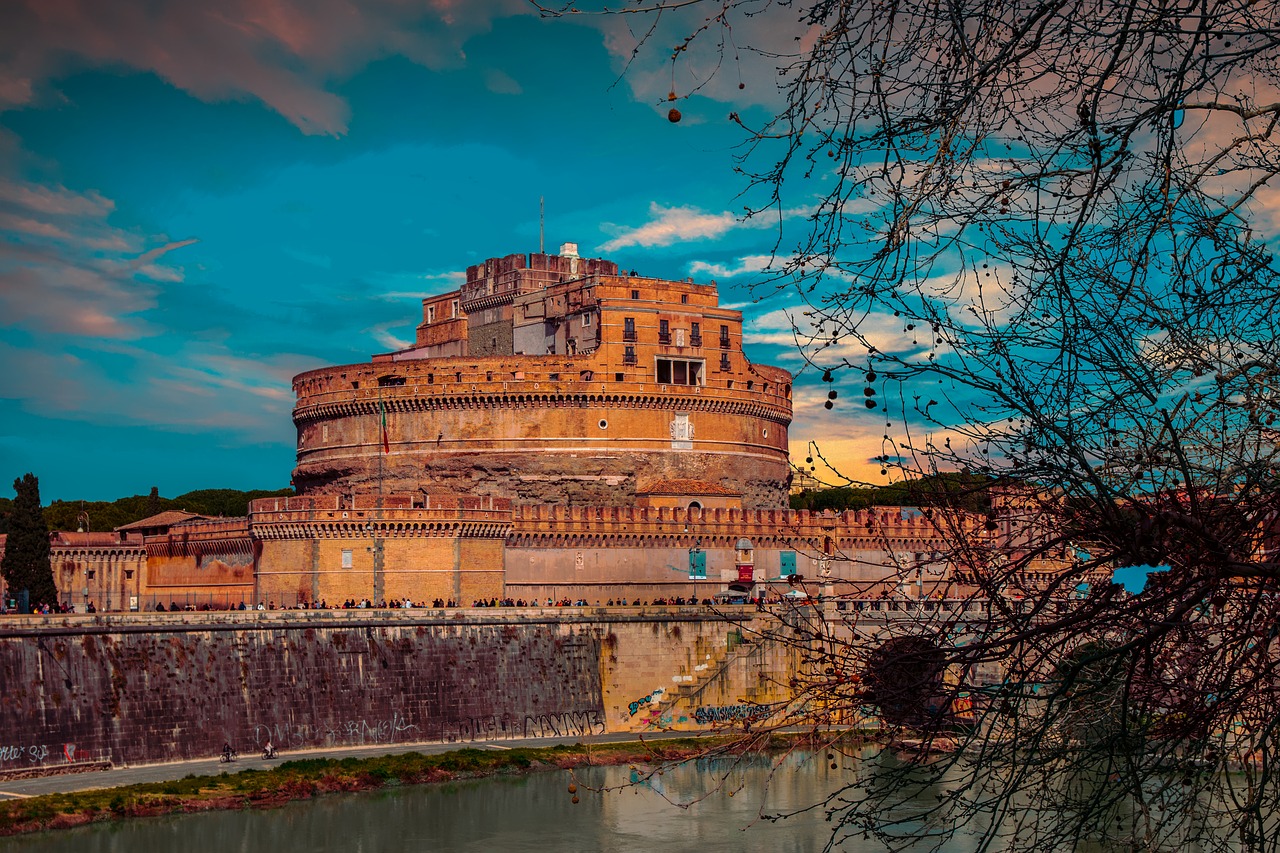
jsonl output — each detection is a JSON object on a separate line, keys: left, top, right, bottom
{"left": 789, "top": 473, "right": 994, "bottom": 514}
{"left": 0, "top": 487, "right": 294, "bottom": 535}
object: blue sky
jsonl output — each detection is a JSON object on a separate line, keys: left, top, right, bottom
{"left": 0, "top": 0, "right": 892, "bottom": 502}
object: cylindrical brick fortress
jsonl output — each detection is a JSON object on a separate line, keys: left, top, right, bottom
{"left": 290, "top": 248, "right": 794, "bottom": 507}
{"left": 291, "top": 356, "right": 793, "bottom": 506}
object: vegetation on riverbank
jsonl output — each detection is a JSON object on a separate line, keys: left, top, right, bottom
{"left": 0, "top": 738, "right": 756, "bottom": 837}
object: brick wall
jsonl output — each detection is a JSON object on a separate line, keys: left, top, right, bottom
{"left": 0, "top": 609, "right": 790, "bottom": 771}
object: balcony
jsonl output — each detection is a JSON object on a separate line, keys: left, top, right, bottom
{"left": 719, "top": 334, "right": 731, "bottom": 349}
{"left": 719, "top": 354, "right": 731, "bottom": 371}
{"left": 689, "top": 334, "right": 703, "bottom": 347}
{"left": 623, "top": 329, "right": 638, "bottom": 342}
{"left": 623, "top": 347, "right": 638, "bottom": 365}
{"left": 658, "top": 330, "right": 671, "bottom": 345}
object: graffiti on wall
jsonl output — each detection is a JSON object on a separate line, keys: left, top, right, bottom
{"left": 693, "top": 704, "right": 764, "bottom": 726}
{"left": 0, "top": 744, "right": 49, "bottom": 765}
{"left": 446, "top": 709, "right": 605, "bottom": 742}
{"left": 253, "top": 711, "right": 419, "bottom": 748}
{"left": 523, "top": 709, "right": 606, "bottom": 738}
{"left": 627, "top": 689, "right": 665, "bottom": 716}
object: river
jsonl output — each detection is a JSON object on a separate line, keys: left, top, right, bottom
{"left": 0, "top": 749, "right": 1249, "bottom": 853}
{"left": 1, "top": 751, "right": 985, "bottom": 853}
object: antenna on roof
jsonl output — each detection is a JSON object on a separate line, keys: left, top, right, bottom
{"left": 539, "top": 196, "right": 545, "bottom": 254}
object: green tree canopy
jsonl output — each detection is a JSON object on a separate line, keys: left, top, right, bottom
{"left": 42, "top": 487, "right": 293, "bottom": 533}
{"left": 0, "top": 474, "right": 56, "bottom": 607}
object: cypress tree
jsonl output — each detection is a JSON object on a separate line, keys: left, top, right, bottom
{"left": 0, "top": 474, "right": 56, "bottom": 608}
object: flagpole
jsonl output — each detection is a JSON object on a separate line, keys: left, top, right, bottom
{"left": 378, "top": 384, "right": 385, "bottom": 502}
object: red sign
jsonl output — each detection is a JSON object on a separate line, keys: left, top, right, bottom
{"left": 737, "top": 565, "right": 754, "bottom": 584}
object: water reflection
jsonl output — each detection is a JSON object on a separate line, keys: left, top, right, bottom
{"left": 4, "top": 755, "right": 859, "bottom": 853}
{"left": 0, "top": 751, "right": 1246, "bottom": 852}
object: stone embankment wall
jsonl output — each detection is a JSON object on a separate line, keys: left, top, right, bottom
{"left": 0, "top": 608, "right": 796, "bottom": 773}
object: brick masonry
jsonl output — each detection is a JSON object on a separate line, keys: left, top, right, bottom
{"left": 0, "top": 608, "right": 795, "bottom": 771}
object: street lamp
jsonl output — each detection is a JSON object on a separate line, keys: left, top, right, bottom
{"left": 364, "top": 523, "right": 384, "bottom": 605}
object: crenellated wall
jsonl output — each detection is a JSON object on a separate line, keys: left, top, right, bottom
{"left": 49, "top": 533, "right": 146, "bottom": 614}
{"left": 248, "top": 494, "right": 511, "bottom": 606}
{"left": 0, "top": 609, "right": 795, "bottom": 772}
{"left": 503, "top": 504, "right": 985, "bottom": 601}
{"left": 144, "top": 518, "right": 255, "bottom": 608}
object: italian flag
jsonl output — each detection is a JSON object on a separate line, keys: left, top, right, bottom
{"left": 380, "top": 397, "right": 390, "bottom": 454}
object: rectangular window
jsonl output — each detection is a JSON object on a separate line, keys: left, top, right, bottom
{"left": 690, "top": 322, "right": 702, "bottom": 347}
{"left": 450, "top": 300, "right": 459, "bottom": 318}
{"left": 681, "top": 294, "right": 689, "bottom": 304}
{"left": 623, "top": 316, "right": 637, "bottom": 342}
{"left": 658, "top": 319, "right": 671, "bottom": 344}
{"left": 623, "top": 346, "right": 637, "bottom": 365}
{"left": 719, "top": 324, "right": 731, "bottom": 348}
{"left": 341, "top": 549, "right": 353, "bottom": 569}
{"left": 631, "top": 289, "right": 640, "bottom": 300}
{"left": 656, "top": 358, "right": 703, "bottom": 386}
{"left": 427, "top": 306, "right": 436, "bottom": 323}
{"left": 582, "top": 313, "right": 592, "bottom": 327}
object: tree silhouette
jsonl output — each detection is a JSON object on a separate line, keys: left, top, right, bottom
{"left": 0, "top": 474, "right": 56, "bottom": 609}
{"left": 542, "top": 0, "right": 1280, "bottom": 848}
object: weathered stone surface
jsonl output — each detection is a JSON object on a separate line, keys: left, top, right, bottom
{"left": 0, "top": 613, "right": 604, "bottom": 767}
{"left": 0, "top": 609, "right": 797, "bottom": 771}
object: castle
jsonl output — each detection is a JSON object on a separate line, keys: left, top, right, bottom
{"left": 4, "top": 246, "right": 1043, "bottom": 612}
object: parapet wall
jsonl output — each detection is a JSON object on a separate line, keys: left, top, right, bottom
{"left": 0, "top": 609, "right": 792, "bottom": 772}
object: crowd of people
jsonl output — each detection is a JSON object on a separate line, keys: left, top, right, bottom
{"left": 4, "top": 594, "right": 764, "bottom": 614}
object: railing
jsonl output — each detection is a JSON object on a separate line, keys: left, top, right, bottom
{"left": 623, "top": 348, "right": 638, "bottom": 365}
{"left": 690, "top": 334, "right": 703, "bottom": 347}
{"left": 719, "top": 354, "right": 731, "bottom": 370}
{"left": 623, "top": 329, "right": 638, "bottom": 342}
{"left": 719, "top": 334, "right": 731, "bottom": 349}
{"left": 658, "top": 331, "right": 671, "bottom": 344}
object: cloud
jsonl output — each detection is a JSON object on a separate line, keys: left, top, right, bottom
{"left": 0, "top": 171, "right": 198, "bottom": 338}
{"left": 688, "top": 254, "right": 776, "bottom": 279}
{"left": 598, "top": 202, "right": 771, "bottom": 251}
{"left": 743, "top": 304, "right": 936, "bottom": 367}
{"left": 0, "top": 338, "right": 309, "bottom": 440}
{"left": 0, "top": 0, "right": 533, "bottom": 135}
{"left": 484, "top": 69, "right": 523, "bottom": 95}
{"left": 592, "top": 7, "right": 815, "bottom": 111}
{"left": 368, "top": 269, "right": 467, "bottom": 300}
{"left": 366, "top": 321, "right": 412, "bottom": 352}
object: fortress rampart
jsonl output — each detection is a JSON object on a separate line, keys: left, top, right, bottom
{"left": 0, "top": 609, "right": 797, "bottom": 770}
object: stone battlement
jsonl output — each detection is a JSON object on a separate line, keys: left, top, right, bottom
{"left": 292, "top": 357, "right": 793, "bottom": 421}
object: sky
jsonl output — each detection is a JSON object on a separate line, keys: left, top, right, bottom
{"left": 0, "top": 0, "right": 896, "bottom": 502}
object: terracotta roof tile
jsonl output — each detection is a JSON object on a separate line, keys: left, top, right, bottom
{"left": 113, "top": 510, "right": 207, "bottom": 532}
{"left": 637, "top": 479, "right": 741, "bottom": 497}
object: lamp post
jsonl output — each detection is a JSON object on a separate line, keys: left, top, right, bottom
{"left": 365, "top": 523, "right": 384, "bottom": 605}
{"left": 76, "top": 511, "right": 90, "bottom": 612}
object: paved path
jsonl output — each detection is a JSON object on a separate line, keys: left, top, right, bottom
{"left": 0, "top": 732, "right": 709, "bottom": 801}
